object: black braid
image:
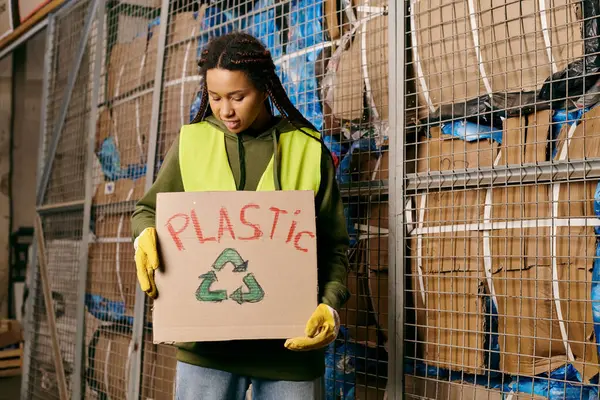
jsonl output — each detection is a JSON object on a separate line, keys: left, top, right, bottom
{"left": 190, "top": 32, "right": 323, "bottom": 145}
{"left": 190, "top": 82, "right": 209, "bottom": 124}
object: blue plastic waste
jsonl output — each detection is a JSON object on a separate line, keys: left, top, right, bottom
{"left": 96, "top": 137, "right": 122, "bottom": 181}
{"left": 440, "top": 120, "right": 503, "bottom": 144}
{"left": 242, "top": 0, "right": 283, "bottom": 60}
{"left": 279, "top": 0, "right": 325, "bottom": 131}
{"left": 96, "top": 137, "right": 148, "bottom": 181}
{"left": 507, "top": 364, "right": 599, "bottom": 399}
{"left": 593, "top": 182, "right": 600, "bottom": 362}
{"left": 324, "top": 327, "right": 356, "bottom": 400}
{"left": 190, "top": 0, "right": 326, "bottom": 131}
{"left": 336, "top": 138, "right": 381, "bottom": 185}
{"left": 84, "top": 294, "right": 134, "bottom": 326}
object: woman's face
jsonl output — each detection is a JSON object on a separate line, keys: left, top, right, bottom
{"left": 206, "top": 68, "right": 268, "bottom": 134}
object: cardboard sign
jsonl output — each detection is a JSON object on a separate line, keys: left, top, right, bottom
{"left": 153, "top": 190, "right": 318, "bottom": 343}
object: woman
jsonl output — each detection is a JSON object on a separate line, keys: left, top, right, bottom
{"left": 131, "top": 32, "right": 350, "bottom": 400}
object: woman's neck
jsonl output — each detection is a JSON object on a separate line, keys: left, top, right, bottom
{"left": 249, "top": 103, "right": 274, "bottom": 133}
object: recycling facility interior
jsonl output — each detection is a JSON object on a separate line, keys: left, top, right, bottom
{"left": 4, "top": 0, "right": 600, "bottom": 399}
{"left": 3, "top": 0, "right": 393, "bottom": 399}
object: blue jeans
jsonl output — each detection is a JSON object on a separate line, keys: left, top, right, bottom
{"left": 175, "top": 361, "right": 324, "bottom": 400}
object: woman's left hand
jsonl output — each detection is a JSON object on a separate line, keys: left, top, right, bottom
{"left": 284, "top": 304, "right": 340, "bottom": 351}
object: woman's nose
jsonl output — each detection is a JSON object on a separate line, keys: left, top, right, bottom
{"left": 221, "top": 102, "right": 234, "bottom": 118}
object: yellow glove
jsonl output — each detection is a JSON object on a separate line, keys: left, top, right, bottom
{"left": 284, "top": 304, "right": 340, "bottom": 351}
{"left": 134, "top": 227, "right": 160, "bottom": 299}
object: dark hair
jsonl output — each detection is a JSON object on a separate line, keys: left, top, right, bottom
{"left": 191, "top": 32, "right": 319, "bottom": 137}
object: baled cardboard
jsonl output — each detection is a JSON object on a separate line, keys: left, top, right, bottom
{"left": 411, "top": 128, "right": 498, "bottom": 373}
{"left": 87, "top": 243, "right": 137, "bottom": 311}
{"left": 331, "top": 39, "right": 364, "bottom": 121}
{"left": 93, "top": 177, "right": 145, "bottom": 205}
{"left": 107, "top": 37, "right": 147, "bottom": 99}
{"left": 162, "top": 83, "right": 200, "bottom": 151}
{"left": 329, "top": 1, "right": 390, "bottom": 123}
{"left": 94, "top": 213, "right": 133, "bottom": 239}
{"left": 142, "top": 23, "right": 159, "bottom": 86}
{"left": 340, "top": 270, "right": 375, "bottom": 331}
{"left": 89, "top": 329, "right": 175, "bottom": 400}
{"left": 111, "top": 97, "right": 148, "bottom": 167}
{"left": 480, "top": 110, "right": 598, "bottom": 379}
{"left": 553, "top": 106, "right": 600, "bottom": 380}
{"left": 364, "top": 202, "right": 389, "bottom": 341}
{"left": 411, "top": 0, "right": 582, "bottom": 119}
{"left": 160, "top": 12, "right": 202, "bottom": 158}
{"left": 405, "top": 375, "right": 547, "bottom": 399}
{"left": 153, "top": 191, "right": 318, "bottom": 343}
{"left": 491, "top": 112, "right": 551, "bottom": 273}
{"left": 360, "top": 9, "right": 388, "bottom": 122}
{"left": 95, "top": 107, "right": 111, "bottom": 152}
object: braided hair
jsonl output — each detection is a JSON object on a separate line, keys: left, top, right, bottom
{"left": 191, "top": 32, "right": 320, "bottom": 139}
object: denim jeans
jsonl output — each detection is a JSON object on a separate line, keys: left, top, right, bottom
{"left": 175, "top": 361, "right": 324, "bottom": 400}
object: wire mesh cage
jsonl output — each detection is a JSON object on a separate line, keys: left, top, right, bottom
{"left": 22, "top": 0, "right": 392, "bottom": 399}
{"left": 403, "top": 0, "right": 600, "bottom": 398}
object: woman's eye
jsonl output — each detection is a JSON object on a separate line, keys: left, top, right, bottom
{"left": 232, "top": 97, "right": 244, "bottom": 102}
{"left": 211, "top": 97, "right": 221, "bottom": 102}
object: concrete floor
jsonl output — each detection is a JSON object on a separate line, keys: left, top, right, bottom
{"left": 0, "top": 376, "right": 21, "bottom": 400}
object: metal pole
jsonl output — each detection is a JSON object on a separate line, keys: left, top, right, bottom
{"left": 387, "top": 0, "right": 405, "bottom": 397}
{"left": 128, "top": 0, "right": 170, "bottom": 397}
{"left": 20, "top": 14, "right": 55, "bottom": 400}
{"left": 36, "top": 0, "right": 99, "bottom": 206}
{"left": 405, "top": 159, "right": 600, "bottom": 191}
{"left": 71, "top": 1, "right": 105, "bottom": 398}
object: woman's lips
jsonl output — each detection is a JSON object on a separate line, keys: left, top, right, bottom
{"left": 224, "top": 120, "right": 240, "bottom": 130}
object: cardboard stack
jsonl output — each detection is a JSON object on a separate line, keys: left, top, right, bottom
{"left": 339, "top": 152, "right": 390, "bottom": 348}
{"left": 88, "top": 174, "right": 146, "bottom": 313}
{"left": 327, "top": 0, "right": 389, "bottom": 123}
{"left": 88, "top": 329, "right": 176, "bottom": 400}
{"left": 161, "top": 12, "right": 203, "bottom": 158}
{"left": 405, "top": 376, "right": 546, "bottom": 400}
{"left": 340, "top": 244, "right": 379, "bottom": 344}
{"left": 411, "top": 109, "right": 600, "bottom": 380}
{"left": 409, "top": 0, "right": 582, "bottom": 121}
{"left": 485, "top": 110, "right": 598, "bottom": 380}
{"left": 366, "top": 202, "right": 389, "bottom": 344}
{"left": 411, "top": 127, "right": 499, "bottom": 374}
{"left": 107, "top": 34, "right": 151, "bottom": 168}
{"left": 87, "top": 214, "right": 138, "bottom": 315}
{"left": 326, "top": 0, "right": 584, "bottom": 125}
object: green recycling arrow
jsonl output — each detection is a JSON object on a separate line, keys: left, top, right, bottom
{"left": 229, "top": 273, "right": 265, "bottom": 305}
{"left": 195, "top": 271, "right": 228, "bottom": 302}
{"left": 212, "top": 248, "right": 248, "bottom": 272}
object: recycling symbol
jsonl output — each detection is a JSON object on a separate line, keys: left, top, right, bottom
{"left": 195, "top": 248, "right": 265, "bottom": 305}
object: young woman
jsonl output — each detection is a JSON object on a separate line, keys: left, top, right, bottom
{"left": 131, "top": 32, "right": 350, "bottom": 400}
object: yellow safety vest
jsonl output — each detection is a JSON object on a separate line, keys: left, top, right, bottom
{"left": 179, "top": 121, "right": 322, "bottom": 194}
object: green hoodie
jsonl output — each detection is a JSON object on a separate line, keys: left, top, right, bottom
{"left": 131, "top": 115, "right": 350, "bottom": 381}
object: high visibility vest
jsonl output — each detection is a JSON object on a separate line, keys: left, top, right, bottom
{"left": 178, "top": 121, "right": 322, "bottom": 194}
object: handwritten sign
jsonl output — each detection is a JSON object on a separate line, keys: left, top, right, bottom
{"left": 152, "top": 190, "right": 318, "bottom": 343}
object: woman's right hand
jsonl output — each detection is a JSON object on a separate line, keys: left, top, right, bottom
{"left": 134, "top": 227, "right": 160, "bottom": 299}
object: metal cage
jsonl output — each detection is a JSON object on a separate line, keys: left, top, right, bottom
{"left": 19, "top": 0, "right": 397, "bottom": 399}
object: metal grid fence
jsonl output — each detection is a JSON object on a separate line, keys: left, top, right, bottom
{"left": 21, "top": 0, "right": 392, "bottom": 399}
{"left": 402, "top": 0, "right": 600, "bottom": 397}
